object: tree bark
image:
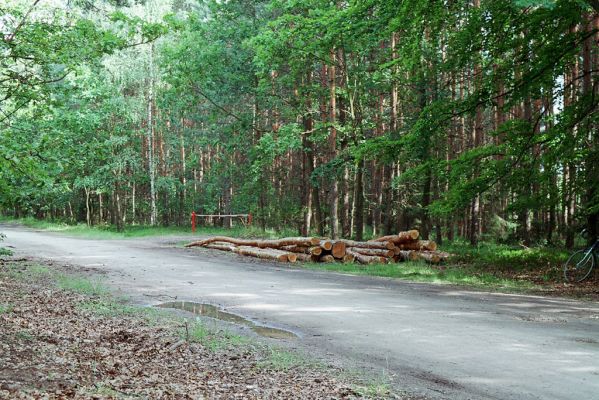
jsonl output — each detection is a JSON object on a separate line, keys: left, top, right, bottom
{"left": 329, "top": 49, "right": 339, "bottom": 239}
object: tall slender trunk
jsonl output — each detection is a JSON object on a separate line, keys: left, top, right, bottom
{"left": 329, "top": 49, "right": 339, "bottom": 238}
{"left": 114, "top": 180, "right": 123, "bottom": 232}
{"left": 342, "top": 166, "right": 351, "bottom": 237}
{"left": 147, "top": 44, "right": 157, "bottom": 226}
{"left": 583, "top": 13, "right": 599, "bottom": 243}
{"left": 85, "top": 187, "right": 91, "bottom": 226}
{"left": 179, "top": 123, "right": 187, "bottom": 226}
{"left": 98, "top": 192, "right": 103, "bottom": 223}
{"left": 301, "top": 75, "right": 314, "bottom": 236}
{"left": 469, "top": 0, "right": 483, "bottom": 245}
{"left": 353, "top": 159, "right": 365, "bottom": 240}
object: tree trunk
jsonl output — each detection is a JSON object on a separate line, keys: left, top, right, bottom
{"left": 147, "top": 45, "right": 157, "bottom": 227}
{"left": 329, "top": 49, "right": 339, "bottom": 239}
{"left": 353, "top": 159, "right": 365, "bottom": 241}
{"left": 85, "top": 187, "right": 91, "bottom": 226}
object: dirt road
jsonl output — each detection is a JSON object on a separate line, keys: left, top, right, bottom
{"left": 3, "top": 225, "right": 599, "bottom": 400}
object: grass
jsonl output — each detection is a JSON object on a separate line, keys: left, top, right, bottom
{"left": 4, "top": 261, "right": 111, "bottom": 297}
{"left": 257, "top": 347, "right": 317, "bottom": 371}
{"left": 0, "top": 303, "right": 13, "bottom": 314}
{"left": 56, "top": 275, "right": 109, "bottom": 296}
{"left": 301, "top": 259, "right": 538, "bottom": 291}
{"left": 89, "top": 384, "right": 132, "bottom": 399}
{"left": 76, "top": 299, "right": 171, "bottom": 327}
{"left": 3, "top": 263, "right": 52, "bottom": 281}
{"left": 0, "top": 216, "right": 296, "bottom": 240}
{"left": 16, "top": 330, "right": 34, "bottom": 341}
{"left": 299, "top": 240, "right": 575, "bottom": 290}
{"left": 185, "top": 318, "right": 250, "bottom": 351}
{"left": 354, "top": 380, "right": 392, "bottom": 398}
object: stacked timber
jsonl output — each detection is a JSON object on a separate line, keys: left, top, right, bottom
{"left": 185, "top": 230, "right": 450, "bottom": 265}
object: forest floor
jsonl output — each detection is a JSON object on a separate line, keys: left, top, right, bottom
{"left": 0, "top": 258, "right": 386, "bottom": 399}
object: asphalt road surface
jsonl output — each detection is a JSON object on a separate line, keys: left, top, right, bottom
{"left": 2, "top": 225, "right": 599, "bottom": 400}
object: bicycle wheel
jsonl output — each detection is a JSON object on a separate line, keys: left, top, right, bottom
{"left": 563, "top": 249, "right": 595, "bottom": 283}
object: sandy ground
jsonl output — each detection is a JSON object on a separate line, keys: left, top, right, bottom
{"left": 3, "top": 225, "right": 599, "bottom": 400}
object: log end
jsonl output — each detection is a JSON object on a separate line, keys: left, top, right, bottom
{"left": 309, "top": 237, "right": 321, "bottom": 246}
{"left": 331, "top": 241, "right": 347, "bottom": 258}
{"left": 320, "top": 254, "right": 335, "bottom": 263}
{"left": 320, "top": 240, "right": 333, "bottom": 251}
{"left": 342, "top": 254, "right": 355, "bottom": 263}
{"left": 310, "top": 246, "right": 323, "bottom": 256}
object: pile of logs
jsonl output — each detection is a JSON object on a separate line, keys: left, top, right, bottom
{"left": 185, "top": 230, "right": 450, "bottom": 265}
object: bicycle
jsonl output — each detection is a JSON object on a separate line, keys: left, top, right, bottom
{"left": 564, "top": 229, "right": 599, "bottom": 283}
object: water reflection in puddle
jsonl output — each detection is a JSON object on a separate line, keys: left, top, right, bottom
{"left": 156, "top": 301, "right": 298, "bottom": 339}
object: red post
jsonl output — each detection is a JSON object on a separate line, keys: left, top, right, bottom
{"left": 248, "top": 213, "right": 253, "bottom": 226}
{"left": 191, "top": 211, "right": 196, "bottom": 233}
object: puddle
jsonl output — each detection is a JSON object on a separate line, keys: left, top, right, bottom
{"left": 156, "top": 301, "right": 297, "bottom": 340}
{"left": 252, "top": 326, "right": 297, "bottom": 339}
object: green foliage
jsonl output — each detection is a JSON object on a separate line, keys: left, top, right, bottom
{"left": 1, "top": 0, "right": 597, "bottom": 248}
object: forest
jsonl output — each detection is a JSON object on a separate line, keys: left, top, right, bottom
{"left": 1, "top": 0, "right": 598, "bottom": 247}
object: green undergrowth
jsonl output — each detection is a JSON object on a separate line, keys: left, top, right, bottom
{"left": 443, "top": 240, "right": 569, "bottom": 283}
{"left": 301, "top": 240, "right": 571, "bottom": 289}
{"left": 301, "top": 259, "right": 538, "bottom": 291}
{"left": 297, "top": 238, "right": 575, "bottom": 288}
{"left": 0, "top": 216, "right": 297, "bottom": 240}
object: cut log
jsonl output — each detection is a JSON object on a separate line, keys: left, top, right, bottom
{"left": 340, "top": 239, "right": 395, "bottom": 250}
{"left": 342, "top": 254, "right": 355, "bottom": 263}
{"left": 309, "top": 246, "right": 323, "bottom": 256}
{"left": 281, "top": 245, "right": 310, "bottom": 254}
{"left": 185, "top": 236, "right": 321, "bottom": 248}
{"left": 319, "top": 240, "right": 333, "bottom": 251}
{"left": 204, "top": 242, "right": 238, "bottom": 252}
{"left": 395, "top": 250, "right": 420, "bottom": 262}
{"left": 413, "top": 251, "right": 441, "bottom": 264}
{"left": 320, "top": 254, "right": 335, "bottom": 263}
{"left": 294, "top": 253, "right": 320, "bottom": 262}
{"left": 434, "top": 251, "right": 451, "bottom": 260}
{"left": 397, "top": 240, "right": 437, "bottom": 251}
{"left": 370, "top": 230, "right": 419, "bottom": 244}
{"left": 236, "top": 246, "right": 292, "bottom": 262}
{"left": 349, "top": 247, "right": 394, "bottom": 258}
{"left": 331, "top": 241, "right": 347, "bottom": 259}
{"left": 428, "top": 251, "right": 451, "bottom": 262}
{"left": 346, "top": 249, "right": 387, "bottom": 265}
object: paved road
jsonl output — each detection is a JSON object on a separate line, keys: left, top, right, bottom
{"left": 2, "top": 226, "right": 599, "bottom": 400}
